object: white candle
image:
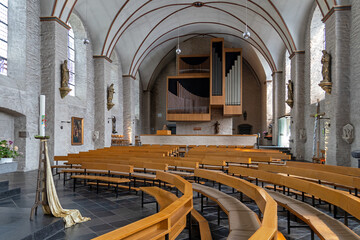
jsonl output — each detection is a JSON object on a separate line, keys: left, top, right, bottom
{"left": 39, "top": 95, "right": 46, "bottom": 136}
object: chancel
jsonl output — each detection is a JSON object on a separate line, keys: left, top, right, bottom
{"left": 0, "top": 1, "right": 360, "bottom": 239}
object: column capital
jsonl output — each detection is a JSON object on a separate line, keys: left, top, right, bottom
{"left": 289, "top": 50, "right": 305, "bottom": 60}
{"left": 271, "top": 71, "right": 283, "bottom": 77}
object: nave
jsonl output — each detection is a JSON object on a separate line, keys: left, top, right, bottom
{"left": 1, "top": 145, "right": 359, "bottom": 240}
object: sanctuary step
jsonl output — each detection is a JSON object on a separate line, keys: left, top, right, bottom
{"left": 0, "top": 180, "right": 21, "bottom": 200}
{"left": 0, "top": 206, "right": 64, "bottom": 240}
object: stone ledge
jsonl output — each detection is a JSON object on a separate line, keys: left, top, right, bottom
{"left": 0, "top": 162, "right": 18, "bottom": 174}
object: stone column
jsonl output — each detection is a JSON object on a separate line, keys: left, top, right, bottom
{"left": 40, "top": 20, "right": 68, "bottom": 163}
{"left": 94, "top": 58, "right": 112, "bottom": 148}
{"left": 290, "top": 52, "right": 305, "bottom": 160}
{"left": 123, "top": 76, "right": 135, "bottom": 145}
{"left": 272, "top": 71, "right": 284, "bottom": 146}
{"left": 324, "top": 7, "right": 351, "bottom": 166}
{"left": 142, "top": 90, "right": 151, "bottom": 134}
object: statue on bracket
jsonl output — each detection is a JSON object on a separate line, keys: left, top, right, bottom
{"left": 59, "top": 60, "right": 72, "bottom": 99}
{"left": 112, "top": 116, "right": 117, "bottom": 134}
{"left": 342, "top": 123, "right": 354, "bottom": 144}
{"left": 107, "top": 83, "right": 115, "bottom": 111}
{"left": 319, "top": 50, "right": 332, "bottom": 94}
{"left": 214, "top": 121, "right": 220, "bottom": 134}
{"left": 286, "top": 79, "right": 294, "bottom": 108}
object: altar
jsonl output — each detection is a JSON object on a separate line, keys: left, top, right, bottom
{"left": 140, "top": 134, "right": 258, "bottom": 146}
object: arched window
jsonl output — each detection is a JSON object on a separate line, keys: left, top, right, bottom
{"left": 285, "top": 51, "right": 291, "bottom": 114}
{"left": 0, "top": 0, "right": 8, "bottom": 75}
{"left": 310, "top": 6, "right": 325, "bottom": 104}
{"left": 68, "top": 24, "right": 75, "bottom": 96}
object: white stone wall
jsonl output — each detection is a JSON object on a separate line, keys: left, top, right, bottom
{"left": 0, "top": 113, "right": 14, "bottom": 141}
{"left": 350, "top": 0, "right": 360, "bottom": 167}
{"left": 123, "top": 73, "right": 142, "bottom": 145}
{"left": 0, "top": 0, "right": 41, "bottom": 171}
{"left": 303, "top": 4, "right": 327, "bottom": 162}
{"left": 150, "top": 60, "right": 176, "bottom": 133}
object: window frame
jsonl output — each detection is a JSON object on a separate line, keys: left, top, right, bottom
{"left": 67, "top": 24, "right": 75, "bottom": 95}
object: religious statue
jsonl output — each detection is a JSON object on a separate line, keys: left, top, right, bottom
{"left": 321, "top": 50, "right": 330, "bottom": 82}
{"left": 342, "top": 124, "right": 354, "bottom": 144}
{"left": 162, "top": 125, "right": 168, "bottom": 130}
{"left": 286, "top": 80, "right": 294, "bottom": 108}
{"left": 61, "top": 60, "right": 69, "bottom": 88}
{"left": 214, "top": 121, "right": 220, "bottom": 134}
{"left": 107, "top": 83, "right": 115, "bottom": 110}
{"left": 59, "top": 60, "right": 72, "bottom": 99}
{"left": 112, "top": 116, "right": 117, "bottom": 134}
{"left": 319, "top": 50, "right": 332, "bottom": 94}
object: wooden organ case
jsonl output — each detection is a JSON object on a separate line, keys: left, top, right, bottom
{"left": 166, "top": 38, "right": 243, "bottom": 122}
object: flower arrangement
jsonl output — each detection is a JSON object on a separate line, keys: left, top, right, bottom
{"left": 0, "top": 140, "right": 20, "bottom": 159}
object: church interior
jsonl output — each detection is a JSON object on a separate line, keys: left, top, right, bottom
{"left": 0, "top": 0, "right": 360, "bottom": 239}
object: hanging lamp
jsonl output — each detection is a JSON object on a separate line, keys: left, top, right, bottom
{"left": 243, "top": 0, "right": 251, "bottom": 39}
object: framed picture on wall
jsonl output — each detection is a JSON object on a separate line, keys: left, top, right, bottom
{"left": 71, "top": 117, "right": 84, "bottom": 145}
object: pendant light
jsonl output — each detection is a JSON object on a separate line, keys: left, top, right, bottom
{"left": 83, "top": 0, "right": 90, "bottom": 44}
{"left": 176, "top": 26, "right": 181, "bottom": 55}
{"left": 243, "top": 0, "right": 251, "bottom": 39}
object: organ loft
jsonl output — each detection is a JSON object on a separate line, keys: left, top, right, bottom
{"left": 167, "top": 38, "right": 243, "bottom": 122}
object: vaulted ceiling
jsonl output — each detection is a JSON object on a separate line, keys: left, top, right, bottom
{"left": 40, "top": 0, "right": 346, "bottom": 90}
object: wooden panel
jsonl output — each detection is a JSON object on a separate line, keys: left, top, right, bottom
{"left": 156, "top": 130, "right": 171, "bottom": 135}
{"left": 166, "top": 113, "right": 211, "bottom": 122}
{"left": 224, "top": 105, "right": 242, "bottom": 116}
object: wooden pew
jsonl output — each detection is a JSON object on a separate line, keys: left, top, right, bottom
{"left": 93, "top": 171, "right": 193, "bottom": 240}
{"left": 194, "top": 169, "right": 278, "bottom": 240}
{"left": 140, "top": 186, "right": 212, "bottom": 240}
{"left": 228, "top": 166, "right": 360, "bottom": 239}
{"left": 258, "top": 164, "right": 360, "bottom": 195}
{"left": 286, "top": 161, "right": 360, "bottom": 178}
{"left": 267, "top": 190, "right": 360, "bottom": 240}
{"left": 71, "top": 162, "right": 133, "bottom": 197}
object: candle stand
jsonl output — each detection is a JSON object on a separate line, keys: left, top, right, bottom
{"left": 30, "top": 136, "right": 50, "bottom": 220}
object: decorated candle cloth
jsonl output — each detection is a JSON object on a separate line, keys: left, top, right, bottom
{"left": 42, "top": 141, "right": 90, "bottom": 228}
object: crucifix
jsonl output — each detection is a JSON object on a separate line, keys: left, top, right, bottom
{"left": 310, "top": 99, "right": 326, "bottom": 163}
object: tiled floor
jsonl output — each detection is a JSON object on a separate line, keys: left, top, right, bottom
{"left": 0, "top": 171, "right": 359, "bottom": 240}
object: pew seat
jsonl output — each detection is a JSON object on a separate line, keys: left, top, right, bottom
{"left": 192, "top": 183, "right": 260, "bottom": 239}
{"left": 140, "top": 186, "right": 212, "bottom": 240}
{"left": 267, "top": 190, "right": 360, "bottom": 240}
{"left": 71, "top": 175, "right": 131, "bottom": 197}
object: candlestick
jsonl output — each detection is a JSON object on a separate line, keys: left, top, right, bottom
{"left": 39, "top": 95, "right": 45, "bottom": 136}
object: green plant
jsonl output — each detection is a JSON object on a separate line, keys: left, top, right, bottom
{"left": 0, "top": 140, "right": 20, "bottom": 158}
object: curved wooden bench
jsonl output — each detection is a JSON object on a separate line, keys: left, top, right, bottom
{"left": 286, "top": 161, "right": 360, "bottom": 178}
{"left": 194, "top": 169, "right": 278, "bottom": 240}
{"left": 192, "top": 183, "right": 261, "bottom": 239}
{"left": 93, "top": 171, "right": 193, "bottom": 240}
{"left": 258, "top": 164, "right": 360, "bottom": 195}
{"left": 268, "top": 190, "right": 360, "bottom": 240}
{"left": 229, "top": 166, "right": 360, "bottom": 239}
{"left": 71, "top": 162, "right": 133, "bottom": 197}
{"left": 140, "top": 186, "right": 212, "bottom": 240}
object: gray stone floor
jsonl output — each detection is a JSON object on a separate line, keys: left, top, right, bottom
{"left": 0, "top": 171, "right": 359, "bottom": 240}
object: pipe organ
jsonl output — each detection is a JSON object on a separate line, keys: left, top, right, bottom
{"left": 225, "top": 54, "right": 241, "bottom": 106}
{"left": 166, "top": 38, "right": 242, "bottom": 122}
{"left": 212, "top": 47, "right": 222, "bottom": 96}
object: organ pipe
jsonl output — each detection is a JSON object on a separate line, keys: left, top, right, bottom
{"left": 225, "top": 54, "right": 241, "bottom": 105}
{"left": 212, "top": 47, "right": 222, "bottom": 96}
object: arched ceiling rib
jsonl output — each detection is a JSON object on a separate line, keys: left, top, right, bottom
{"left": 40, "top": 0, "right": 339, "bottom": 88}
